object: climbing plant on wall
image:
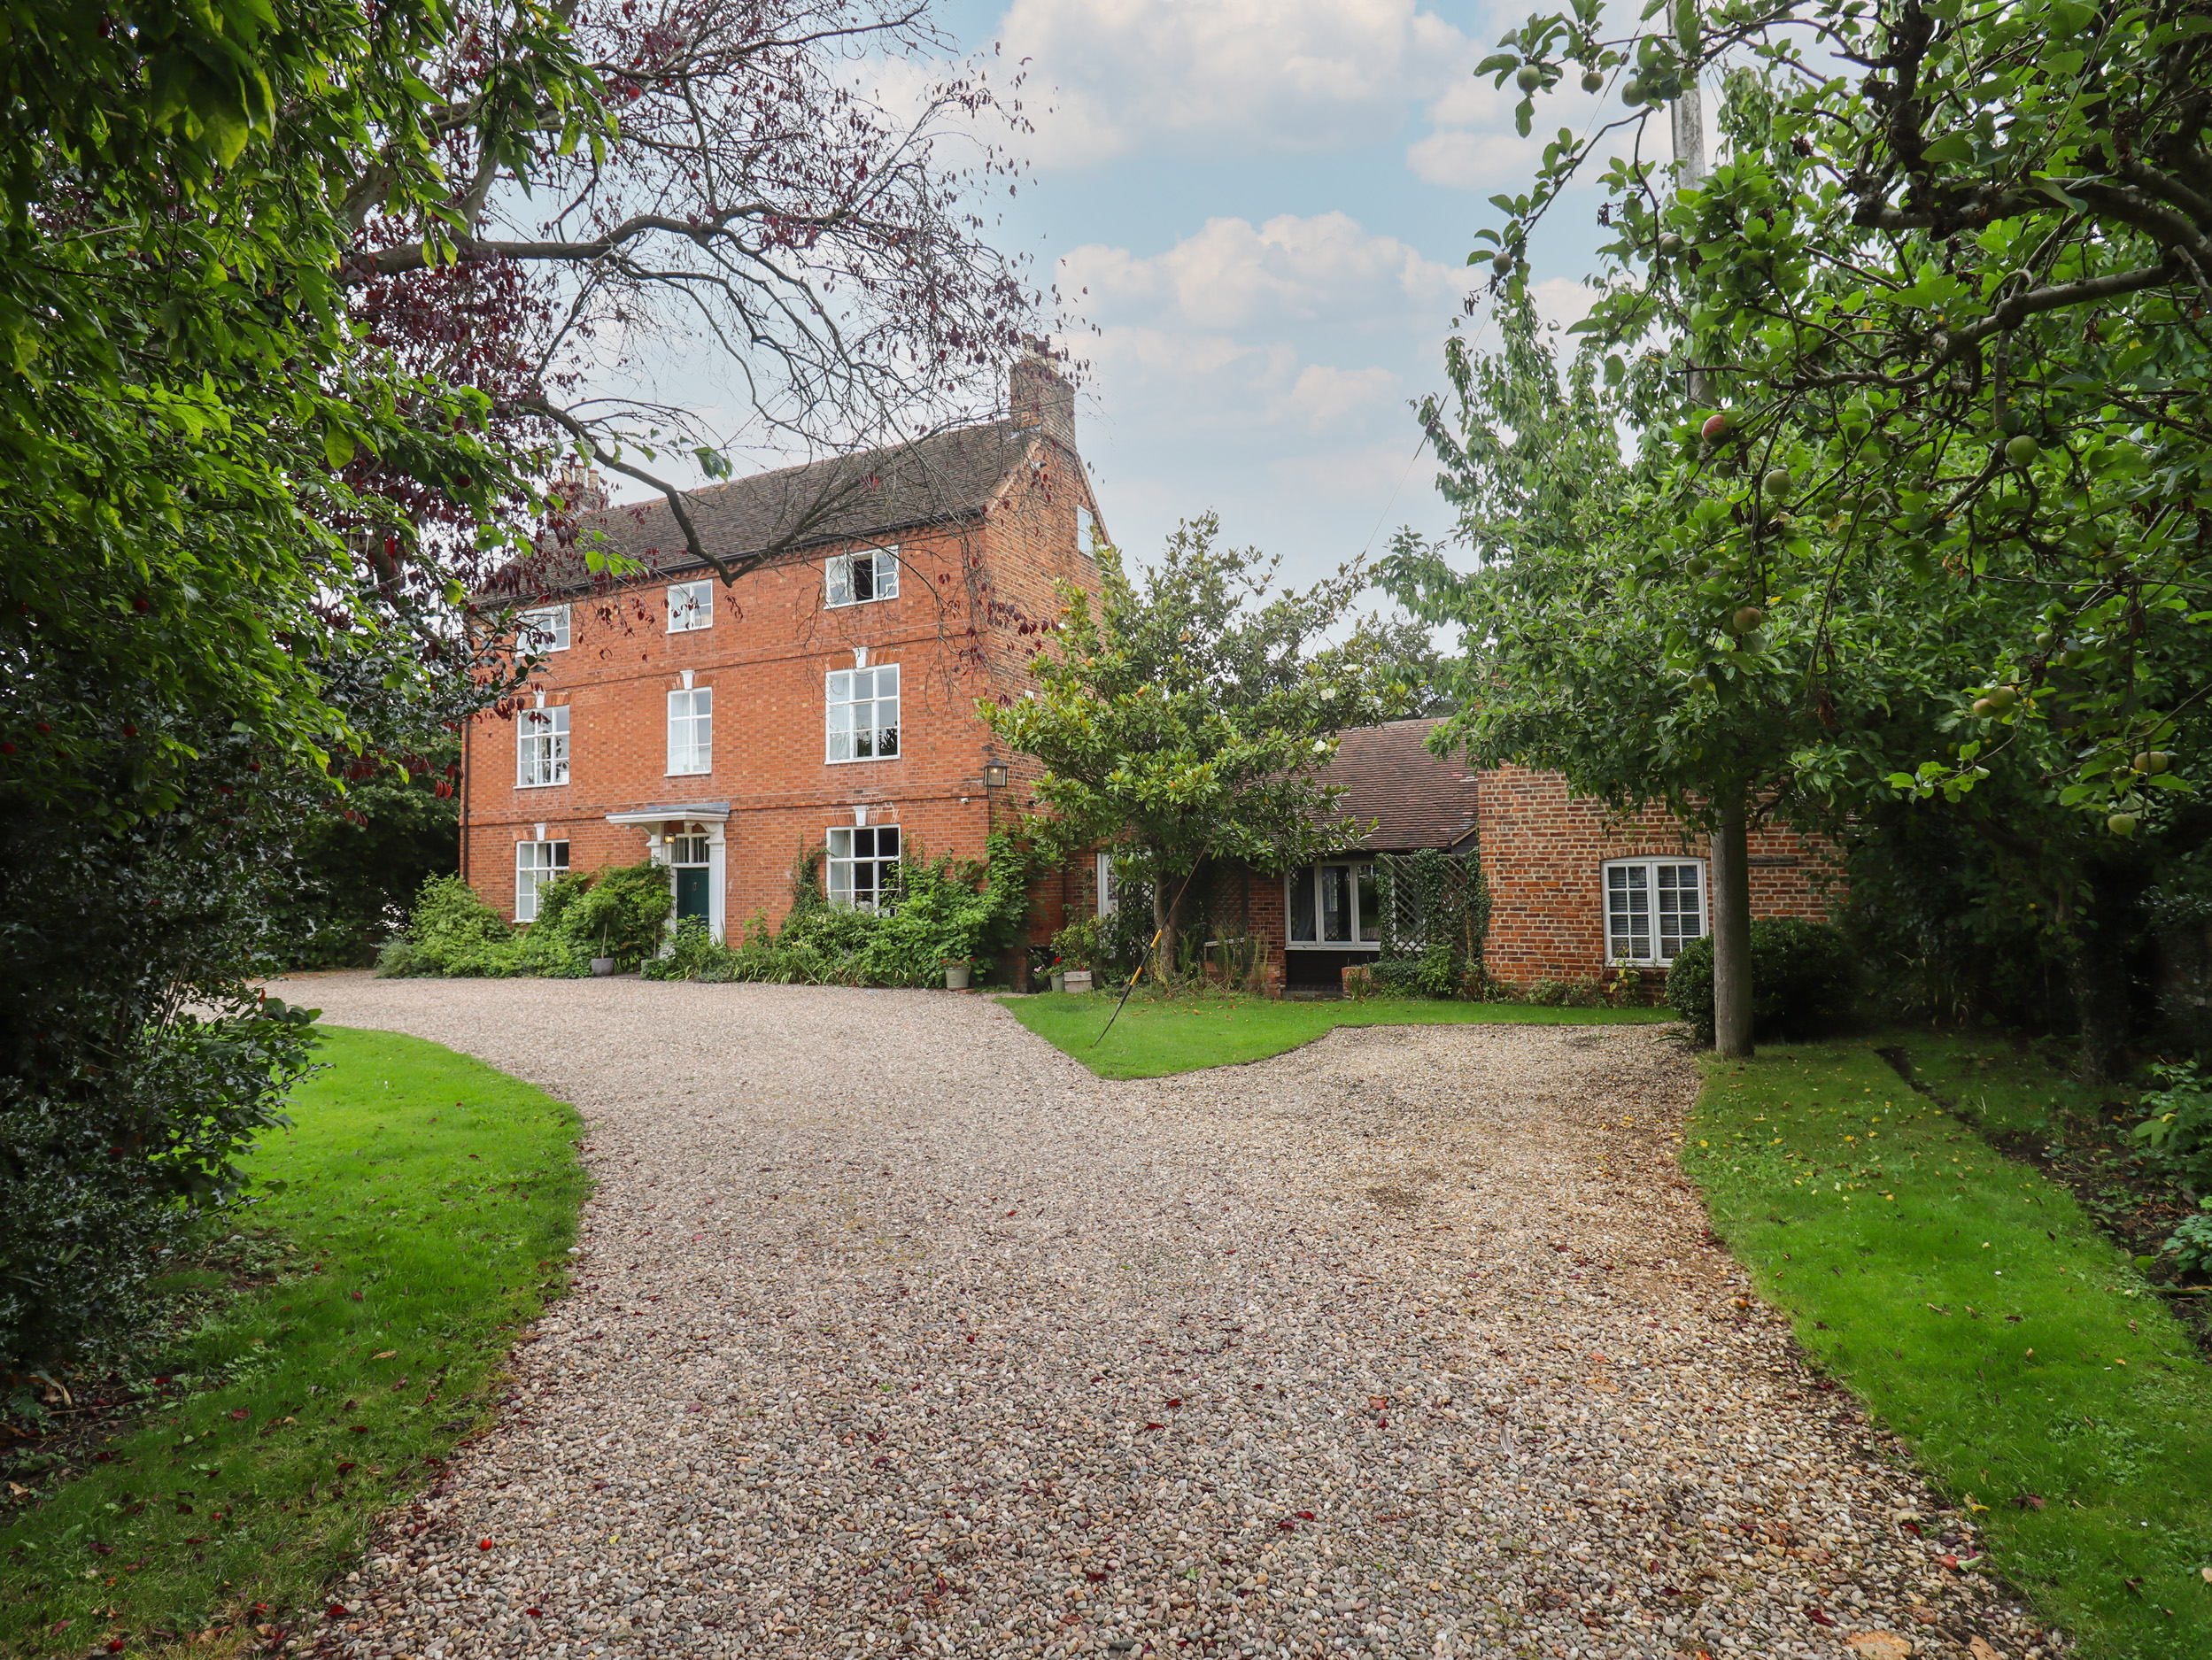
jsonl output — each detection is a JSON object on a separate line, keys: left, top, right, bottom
{"left": 1373, "top": 849, "right": 1491, "bottom": 998}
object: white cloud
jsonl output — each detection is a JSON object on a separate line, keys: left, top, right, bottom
{"left": 1053, "top": 212, "right": 1450, "bottom": 492}
{"left": 1273, "top": 364, "right": 1398, "bottom": 431}
{"left": 997, "top": 0, "right": 1481, "bottom": 166}
{"left": 1404, "top": 128, "right": 1540, "bottom": 189}
{"left": 1063, "top": 212, "right": 1462, "bottom": 336}
{"left": 1529, "top": 276, "right": 1602, "bottom": 335}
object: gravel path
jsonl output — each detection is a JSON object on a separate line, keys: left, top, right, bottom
{"left": 288, "top": 976, "right": 2054, "bottom": 1660}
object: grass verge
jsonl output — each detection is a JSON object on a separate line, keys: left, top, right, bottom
{"left": 1001, "top": 987, "right": 1672, "bottom": 1079}
{"left": 1687, "top": 1035, "right": 2212, "bottom": 1658}
{"left": 0, "top": 1025, "right": 587, "bottom": 1656}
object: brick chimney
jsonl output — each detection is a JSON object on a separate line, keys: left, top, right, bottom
{"left": 1009, "top": 340, "right": 1076, "bottom": 452}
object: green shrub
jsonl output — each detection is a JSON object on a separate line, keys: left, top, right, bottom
{"left": 644, "top": 915, "right": 724, "bottom": 982}
{"left": 2131, "top": 1061, "right": 2212, "bottom": 1192}
{"left": 2168, "top": 1200, "right": 2212, "bottom": 1277}
{"left": 1666, "top": 916, "right": 1857, "bottom": 1045}
{"left": 376, "top": 875, "right": 516, "bottom": 977}
{"left": 561, "top": 861, "right": 672, "bottom": 966}
{"left": 1050, "top": 915, "right": 1102, "bottom": 970}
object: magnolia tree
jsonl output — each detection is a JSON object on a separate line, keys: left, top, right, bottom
{"left": 983, "top": 517, "right": 1404, "bottom": 976}
{"left": 1427, "top": 0, "right": 2212, "bottom": 1068}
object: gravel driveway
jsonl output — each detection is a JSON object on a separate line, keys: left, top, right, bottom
{"left": 290, "top": 976, "right": 2052, "bottom": 1660}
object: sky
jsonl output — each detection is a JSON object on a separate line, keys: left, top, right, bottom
{"left": 930, "top": 0, "right": 1686, "bottom": 591}
{"left": 607, "top": 0, "right": 1689, "bottom": 595}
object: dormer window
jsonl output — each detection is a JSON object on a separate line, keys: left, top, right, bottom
{"left": 826, "top": 548, "right": 899, "bottom": 607}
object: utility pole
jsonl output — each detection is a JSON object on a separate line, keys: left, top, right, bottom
{"left": 1670, "top": 0, "right": 1752, "bottom": 1058}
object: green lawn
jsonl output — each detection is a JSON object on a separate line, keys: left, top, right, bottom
{"left": 1687, "top": 1037, "right": 2212, "bottom": 1658}
{"left": 1001, "top": 987, "right": 1673, "bottom": 1078}
{"left": 0, "top": 1026, "right": 588, "bottom": 1656}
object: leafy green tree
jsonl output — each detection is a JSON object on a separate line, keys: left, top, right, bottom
{"left": 1425, "top": 0, "right": 2212, "bottom": 1070}
{"left": 984, "top": 516, "right": 1403, "bottom": 974}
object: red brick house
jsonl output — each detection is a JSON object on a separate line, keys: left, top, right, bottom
{"left": 459, "top": 351, "right": 1102, "bottom": 951}
{"left": 1076, "top": 720, "right": 1837, "bottom": 994}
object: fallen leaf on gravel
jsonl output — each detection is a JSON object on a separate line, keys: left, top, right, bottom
{"left": 1806, "top": 1608, "right": 1837, "bottom": 1626}
{"left": 1967, "top": 1640, "right": 2003, "bottom": 1660}
{"left": 1164, "top": 1397, "right": 1182, "bottom": 1409}
{"left": 1844, "top": 1633, "right": 1912, "bottom": 1659}
{"left": 325, "top": 1605, "right": 348, "bottom": 1618}
{"left": 526, "top": 1609, "right": 542, "bottom": 1618}
{"left": 1368, "top": 1396, "right": 1386, "bottom": 1409}
{"left": 1141, "top": 1421, "right": 1165, "bottom": 1432}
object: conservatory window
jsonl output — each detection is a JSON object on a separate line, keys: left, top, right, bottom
{"left": 1286, "top": 861, "right": 1380, "bottom": 946}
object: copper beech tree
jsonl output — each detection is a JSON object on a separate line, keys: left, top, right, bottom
{"left": 337, "top": 0, "right": 1042, "bottom": 600}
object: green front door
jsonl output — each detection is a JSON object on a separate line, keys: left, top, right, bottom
{"left": 669, "top": 833, "right": 711, "bottom": 925}
{"left": 676, "top": 864, "right": 709, "bottom": 922}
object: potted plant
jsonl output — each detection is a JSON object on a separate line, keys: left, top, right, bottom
{"left": 943, "top": 955, "right": 971, "bottom": 991}
{"left": 591, "top": 923, "right": 616, "bottom": 977}
{"left": 1051, "top": 916, "right": 1099, "bottom": 993}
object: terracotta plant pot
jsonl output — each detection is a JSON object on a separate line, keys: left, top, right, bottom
{"left": 590, "top": 957, "right": 617, "bottom": 977}
{"left": 1063, "top": 969, "right": 1093, "bottom": 994}
{"left": 944, "top": 964, "right": 971, "bottom": 991}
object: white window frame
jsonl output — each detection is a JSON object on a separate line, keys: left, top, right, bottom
{"left": 667, "top": 686, "right": 713, "bottom": 776}
{"left": 514, "top": 839, "right": 568, "bottom": 922}
{"left": 1095, "top": 850, "right": 1118, "bottom": 919}
{"left": 826, "top": 824, "right": 901, "bottom": 911}
{"left": 1604, "top": 858, "right": 1708, "bottom": 966}
{"left": 517, "top": 604, "right": 569, "bottom": 652}
{"left": 825, "top": 546, "right": 900, "bottom": 608}
{"left": 667, "top": 578, "right": 713, "bottom": 632}
{"left": 825, "top": 662, "right": 900, "bottom": 763}
{"left": 516, "top": 702, "right": 569, "bottom": 788}
{"left": 1285, "top": 861, "right": 1381, "bottom": 948}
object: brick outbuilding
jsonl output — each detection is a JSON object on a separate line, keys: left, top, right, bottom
{"left": 1079, "top": 720, "right": 1837, "bottom": 995}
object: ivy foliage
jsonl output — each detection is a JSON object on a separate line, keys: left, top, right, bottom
{"left": 1371, "top": 849, "right": 1491, "bottom": 997}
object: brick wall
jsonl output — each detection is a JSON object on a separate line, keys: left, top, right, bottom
{"left": 1473, "top": 764, "right": 1841, "bottom": 987}
{"left": 460, "top": 434, "right": 1102, "bottom": 951}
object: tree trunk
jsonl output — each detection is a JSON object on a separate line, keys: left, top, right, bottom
{"left": 1710, "top": 794, "right": 1754, "bottom": 1057}
{"left": 2060, "top": 864, "right": 2140, "bottom": 1086}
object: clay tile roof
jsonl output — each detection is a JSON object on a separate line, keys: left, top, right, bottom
{"left": 1322, "top": 718, "right": 1479, "bottom": 853}
{"left": 483, "top": 418, "right": 1045, "bottom": 600}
